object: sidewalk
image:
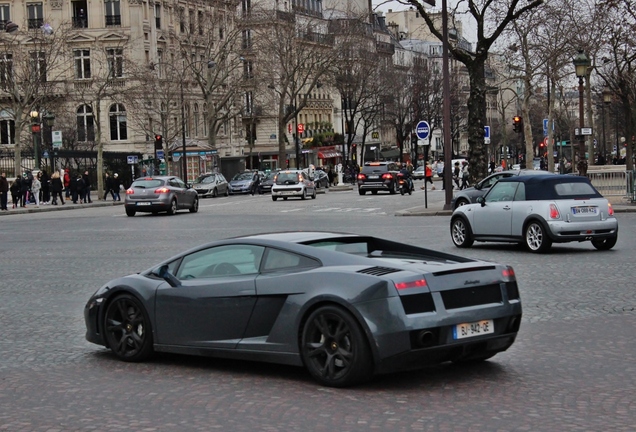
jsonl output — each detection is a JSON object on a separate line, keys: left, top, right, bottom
{"left": 0, "top": 198, "right": 123, "bottom": 216}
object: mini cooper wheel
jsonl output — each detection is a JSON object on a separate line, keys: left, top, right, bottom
{"left": 125, "top": 208, "right": 136, "bottom": 217}
{"left": 450, "top": 217, "right": 474, "bottom": 248}
{"left": 592, "top": 235, "right": 617, "bottom": 250}
{"left": 524, "top": 221, "right": 552, "bottom": 253}
{"left": 189, "top": 197, "right": 199, "bottom": 213}
{"left": 103, "top": 294, "right": 154, "bottom": 362}
{"left": 166, "top": 199, "right": 177, "bottom": 215}
{"left": 300, "top": 305, "right": 373, "bottom": 387}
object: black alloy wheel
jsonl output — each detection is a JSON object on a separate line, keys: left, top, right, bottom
{"left": 300, "top": 305, "right": 373, "bottom": 387}
{"left": 103, "top": 294, "right": 154, "bottom": 362}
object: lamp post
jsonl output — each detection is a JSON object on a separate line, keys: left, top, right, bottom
{"left": 573, "top": 49, "right": 590, "bottom": 176}
{"left": 602, "top": 87, "right": 612, "bottom": 164}
{"left": 30, "top": 111, "right": 41, "bottom": 169}
{"left": 43, "top": 113, "right": 55, "bottom": 170}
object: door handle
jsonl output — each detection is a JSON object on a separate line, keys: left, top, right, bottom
{"left": 503, "top": 206, "right": 511, "bottom": 210}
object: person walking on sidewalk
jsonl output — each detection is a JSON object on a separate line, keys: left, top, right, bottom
{"left": 31, "top": 173, "right": 41, "bottom": 207}
{"left": 82, "top": 170, "right": 92, "bottom": 203}
{"left": 50, "top": 171, "right": 64, "bottom": 205}
{"left": 63, "top": 169, "right": 71, "bottom": 200}
{"left": 0, "top": 172, "right": 8, "bottom": 210}
{"left": 20, "top": 172, "right": 31, "bottom": 207}
{"left": 40, "top": 170, "right": 50, "bottom": 204}
{"left": 112, "top": 173, "right": 121, "bottom": 201}
{"left": 10, "top": 177, "right": 21, "bottom": 208}
{"left": 103, "top": 172, "right": 115, "bottom": 201}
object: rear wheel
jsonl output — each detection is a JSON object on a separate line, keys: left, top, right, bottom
{"left": 224, "top": 188, "right": 229, "bottom": 197}
{"left": 450, "top": 217, "right": 474, "bottom": 248}
{"left": 272, "top": 196, "right": 278, "bottom": 201}
{"left": 189, "top": 197, "right": 199, "bottom": 213}
{"left": 166, "top": 199, "right": 177, "bottom": 215}
{"left": 312, "top": 188, "right": 316, "bottom": 199}
{"left": 300, "top": 305, "right": 373, "bottom": 387}
{"left": 592, "top": 235, "right": 617, "bottom": 250}
{"left": 103, "top": 294, "right": 154, "bottom": 362}
{"left": 358, "top": 190, "right": 366, "bottom": 196}
{"left": 524, "top": 221, "right": 552, "bottom": 253}
{"left": 125, "top": 208, "right": 136, "bottom": 217}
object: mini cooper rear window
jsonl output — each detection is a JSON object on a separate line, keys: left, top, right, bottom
{"left": 554, "top": 182, "right": 597, "bottom": 197}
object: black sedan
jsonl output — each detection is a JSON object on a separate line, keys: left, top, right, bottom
{"left": 124, "top": 176, "right": 199, "bottom": 217}
{"left": 84, "top": 232, "right": 522, "bottom": 387}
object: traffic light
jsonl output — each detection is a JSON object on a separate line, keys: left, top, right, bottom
{"left": 154, "top": 134, "right": 163, "bottom": 150}
{"left": 512, "top": 116, "right": 523, "bottom": 133}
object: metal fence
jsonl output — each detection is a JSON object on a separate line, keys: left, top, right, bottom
{"left": 586, "top": 166, "right": 636, "bottom": 202}
{"left": 0, "top": 148, "right": 141, "bottom": 189}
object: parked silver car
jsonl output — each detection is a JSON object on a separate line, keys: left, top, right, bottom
{"left": 271, "top": 170, "right": 316, "bottom": 201}
{"left": 125, "top": 176, "right": 199, "bottom": 217}
{"left": 451, "top": 169, "right": 555, "bottom": 209}
{"left": 450, "top": 175, "right": 618, "bottom": 253}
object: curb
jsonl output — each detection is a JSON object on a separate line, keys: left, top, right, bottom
{"left": 0, "top": 200, "right": 123, "bottom": 216}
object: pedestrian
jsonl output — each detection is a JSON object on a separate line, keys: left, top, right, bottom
{"left": 425, "top": 162, "right": 435, "bottom": 190}
{"left": 10, "top": 177, "right": 21, "bottom": 208}
{"left": 103, "top": 172, "right": 116, "bottom": 201}
{"left": 31, "top": 172, "right": 41, "bottom": 207}
{"left": 72, "top": 173, "right": 84, "bottom": 204}
{"left": 82, "top": 170, "right": 92, "bottom": 203}
{"left": 63, "top": 169, "right": 71, "bottom": 200}
{"left": 50, "top": 171, "right": 64, "bottom": 205}
{"left": 453, "top": 162, "right": 461, "bottom": 190}
{"left": 40, "top": 169, "right": 50, "bottom": 204}
{"left": 112, "top": 173, "right": 121, "bottom": 201}
{"left": 327, "top": 167, "right": 334, "bottom": 187}
{"left": 460, "top": 161, "right": 469, "bottom": 190}
{"left": 0, "top": 172, "right": 8, "bottom": 210}
{"left": 20, "top": 172, "right": 31, "bottom": 207}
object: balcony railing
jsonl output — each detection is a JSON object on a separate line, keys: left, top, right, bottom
{"left": 72, "top": 17, "right": 88, "bottom": 28}
{"left": 105, "top": 15, "right": 121, "bottom": 26}
{"left": 28, "top": 18, "right": 44, "bottom": 30}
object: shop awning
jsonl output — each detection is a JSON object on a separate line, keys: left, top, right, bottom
{"left": 318, "top": 150, "right": 342, "bottom": 159}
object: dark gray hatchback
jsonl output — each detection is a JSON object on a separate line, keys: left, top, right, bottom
{"left": 357, "top": 161, "right": 400, "bottom": 195}
{"left": 124, "top": 176, "right": 199, "bottom": 217}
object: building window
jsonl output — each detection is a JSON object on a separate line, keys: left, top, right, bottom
{"left": 197, "top": 11, "right": 203, "bottom": 35}
{"left": 154, "top": 3, "right": 160, "bottom": 29}
{"left": 109, "top": 103, "right": 127, "bottom": 140}
{"left": 27, "top": 3, "right": 43, "bottom": 29}
{"left": 189, "top": 9, "right": 194, "bottom": 33}
{"left": 0, "top": 5, "right": 11, "bottom": 31}
{"left": 242, "top": 29, "right": 252, "bottom": 49}
{"left": 243, "top": 60, "right": 253, "bottom": 80}
{"left": 179, "top": 7, "right": 185, "bottom": 32}
{"left": 185, "top": 104, "right": 190, "bottom": 138}
{"left": 244, "top": 91, "right": 253, "bottom": 114}
{"left": 0, "top": 119, "right": 15, "bottom": 144}
{"left": 203, "top": 104, "right": 208, "bottom": 137}
{"left": 30, "top": 51, "right": 46, "bottom": 82}
{"left": 77, "top": 105, "right": 95, "bottom": 142}
{"left": 194, "top": 104, "right": 199, "bottom": 137}
{"left": 241, "top": 0, "right": 250, "bottom": 16}
{"left": 74, "top": 49, "right": 91, "bottom": 79}
{"left": 105, "top": 0, "right": 121, "bottom": 26}
{"left": 106, "top": 48, "right": 123, "bottom": 78}
{"left": 0, "top": 52, "right": 12, "bottom": 86}
{"left": 72, "top": 1, "right": 88, "bottom": 28}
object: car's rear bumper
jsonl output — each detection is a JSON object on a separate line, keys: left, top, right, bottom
{"left": 125, "top": 201, "right": 170, "bottom": 212}
{"left": 272, "top": 187, "right": 305, "bottom": 197}
{"left": 358, "top": 181, "right": 394, "bottom": 191}
{"left": 547, "top": 219, "right": 618, "bottom": 242}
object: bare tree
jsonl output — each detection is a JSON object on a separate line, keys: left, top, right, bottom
{"left": 406, "top": 0, "right": 543, "bottom": 181}
{"left": 0, "top": 23, "right": 72, "bottom": 176}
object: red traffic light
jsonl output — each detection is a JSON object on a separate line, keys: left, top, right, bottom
{"left": 513, "top": 116, "right": 521, "bottom": 123}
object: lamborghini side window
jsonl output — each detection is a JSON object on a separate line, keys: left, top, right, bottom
{"left": 262, "top": 248, "right": 319, "bottom": 272}
{"left": 176, "top": 245, "right": 264, "bottom": 279}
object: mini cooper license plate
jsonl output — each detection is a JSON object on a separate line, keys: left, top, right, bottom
{"left": 572, "top": 206, "right": 597, "bottom": 215}
{"left": 453, "top": 319, "right": 494, "bottom": 339}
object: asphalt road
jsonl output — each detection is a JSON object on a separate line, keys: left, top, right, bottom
{"left": 1, "top": 188, "right": 635, "bottom": 431}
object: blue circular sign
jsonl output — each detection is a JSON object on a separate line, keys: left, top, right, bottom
{"left": 416, "top": 121, "right": 430, "bottom": 140}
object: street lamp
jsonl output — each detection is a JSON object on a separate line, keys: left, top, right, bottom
{"left": 573, "top": 49, "right": 590, "bottom": 176}
{"left": 602, "top": 86, "right": 612, "bottom": 164}
{"left": 30, "top": 110, "right": 41, "bottom": 169}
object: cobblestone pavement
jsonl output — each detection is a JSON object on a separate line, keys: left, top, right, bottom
{"left": 0, "top": 198, "right": 634, "bottom": 431}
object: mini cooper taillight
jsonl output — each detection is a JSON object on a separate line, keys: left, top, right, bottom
{"left": 549, "top": 203, "right": 560, "bottom": 219}
{"left": 154, "top": 187, "right": 170, "bottom": 194}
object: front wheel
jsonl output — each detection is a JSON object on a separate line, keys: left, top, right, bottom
{"left": 451, "top": 217, "right": 474, "bottom": 248}
{"left": 592, "top": 235, "right": 617, "bottom": 250}
{"left": 300, "top": 305, "right": 373, "bottom": 387}
{"left": 212, "top": 188, "right": 218, "bottom": 198}
{"left": 358, "top": 190, "right": 366, "bottom": 196}
{"left": 524, "top": 221, "right": 552, "bottom": 253}
{"left": 312, "top": 188, "right": 316, "bottom": 199}
{"left": 103, "top": 294, "right": 154, "bottom": 362}
{"left": 189, "top": 197, "right": 199, "bottom": 213}
{"left": 125, "top": 208, "right": 136, "bottom": 217}
{"left": 272, "top": 196, "right": 278, "bottom": 201}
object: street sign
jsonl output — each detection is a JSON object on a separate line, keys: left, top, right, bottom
{"left": 297, "top": 123, "right": 304, "bottom": 134}
{"left": 127, "top": 155, "right": 138, "bottom": 164}
{"left": 575, "top": 127, "right": 593, "bottom": 136}
{"left": 543, "top": 119, "right": 555, "bottom": 137}
{"left": 156, "top": 150, "right": 164, "bottom": 159}
{"left": 52, "top": 131, "right": 62, "bottom": 148}
{"left": 372, "top": 132, "right": 379, "bottom": 139}
{"left": 415, "top": 121, "right": 430, "bottom": 140}
{"left": 484, "top": 126, "right": 490, "bottom": 139}
{"left": 42, "top": 151, "right": 49, "bottom": 158}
